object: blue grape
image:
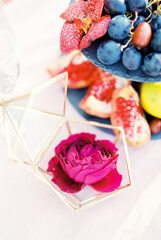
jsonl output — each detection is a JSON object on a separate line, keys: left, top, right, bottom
{"left": 150, "top": 15, "right": 161, "bottom": 31}
{"left": 126, "top": 0, "right": 148, "bottom": 13}
{"left": 141, "top": 5, "right": 152, "bottom": 17}
{"left": 105, "top": 0, "right": 127, "bottom": 15}
{"left": 122, "top": 47, "right": 142, "bottom": 70}
{"left": 122, "top": 35, "right": 133, "bottom": 47}
{"left": 151, "top": 29, "right": 161, "bottom": 52}
{"left": 97, "top": 40, "right": 122, "bottom": 65}
{"left": 108, "top": 15, "right": 131, "bottom": 40}
{"left": 141, "top": 52, "right": 161, "bottom": 77}
{"left": 134, "top": 16, "right": 145, "bottom": 29}
{"left": 141, "top": 46, "right": 152, "bottom": 56}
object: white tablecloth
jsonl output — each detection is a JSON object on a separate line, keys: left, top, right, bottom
{"left": 0, "top": 1, "right": 161, "bottom": 239}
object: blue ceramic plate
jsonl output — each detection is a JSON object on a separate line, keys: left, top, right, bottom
{"left": 69, "top": 0, "right": 161, "bottom": 83}
{"left": 67, "top": 88, "right": 161, "bottom": 140}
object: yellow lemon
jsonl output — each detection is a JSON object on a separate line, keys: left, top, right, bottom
{"left": 140, "top": 82, "right": 161, "bottom": 118}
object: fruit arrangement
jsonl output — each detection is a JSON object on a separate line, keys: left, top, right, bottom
{"left": 47, "top": 51, "right": 161, "bottom": 147}
{"left": 60, "top": 0, "right": 161, "bottom": 79}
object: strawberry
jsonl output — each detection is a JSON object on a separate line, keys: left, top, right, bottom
{"left": 79, "top": 15, "right": 111, "bottom": 51}
{"left": 60, "top": 22, "right": 84, "bottom": 54}
{"left": 60, "top": 0, "right": 86, "bottom": 22}
{"left": 79, "top": 73, "right": 130, "bottom": 118}
{"left": 60, "top": 0, "right": 109, "bottom": 54}
{"left": 87, "top": 0, "right": 105, "bottom": 22}
{"left": 47, "top": 50, "right": 101, "bottom": 89}
{"left": 110, "top": 86, "right": 151, "bottom": 147}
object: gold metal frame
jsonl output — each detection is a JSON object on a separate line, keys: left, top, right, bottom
{"left": 1, "top": 72, "right": 132, "bottom": 211}
{"left": 36, "top": 118, "right": 132, "bottom": 211}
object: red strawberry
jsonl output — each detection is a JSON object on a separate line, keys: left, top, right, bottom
{"left": 79, "top": 73, "right": 130, "bottom": 118}
{"left": 60, "top": 0, "right": 86, "bottom": 22}
{"left": 79, "top": 15, "right": 111, "bottom": 51}
{"left": 60, "top": 22, "right": 84, "bottom": 54}
{"left": 110, "top": 86, "right": 151, "bottom": 147}
{"left": 60, "top": 0, "right": 108, "bottom": 53}
{"left": 87, "top": 0, "right": 105, "bottom": 22}
{"left": 47, "top": 50, "right": 101, "bottom": 89}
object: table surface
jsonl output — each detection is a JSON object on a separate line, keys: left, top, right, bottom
{"left": 0, "top": 1, "right": 161, "bottom": 240}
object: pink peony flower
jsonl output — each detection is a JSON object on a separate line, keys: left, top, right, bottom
{"left": 60, "top": 0, "right": 111, "bottom": 54}
{"left": 47, "top": 133, "right": 122, "bottom": 193}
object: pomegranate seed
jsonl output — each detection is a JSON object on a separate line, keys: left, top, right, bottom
{"left": 111, "top": 86, "right": 151, "bottom": 147}
{"left": 87, "top": 72, "right": 116, "bottom": 103}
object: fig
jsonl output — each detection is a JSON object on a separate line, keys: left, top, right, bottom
{"left": 149, "top": 118, "right": 161, "bottom": 134}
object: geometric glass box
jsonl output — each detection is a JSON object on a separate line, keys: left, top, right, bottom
{"left": 2, "top": 72, "right": 132, "bottom": 210}
{"left": 36, "top": 118, "right": 132, "bottom": 210}
{"left": 2, "top": 72, "right": 68, "bottom": 175}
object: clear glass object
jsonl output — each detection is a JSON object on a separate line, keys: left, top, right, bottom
{"left": 37, "top": 119, "right": 132, "bottom": 210}
{"left": 0, "top": 8, "right": 19, "bottom": 95}
{"left": 2, "top": 72, "right": 132, "bottom": 211}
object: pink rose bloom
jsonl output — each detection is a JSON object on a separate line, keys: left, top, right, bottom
{"left": 47, "top": 133, "right": 122, "bottom": 193}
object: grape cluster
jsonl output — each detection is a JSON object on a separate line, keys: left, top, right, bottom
{"left": 97, "top": 0, "right": 161, "bottom": 77}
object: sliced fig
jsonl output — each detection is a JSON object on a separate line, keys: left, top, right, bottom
{"left": 110, "top": 85, "right": 151, "bottom": 147}
{"left": 47, "top": 50, "right": 101, "bottom": 89}
{"left": 79, "top": 73, "right": 130, "bottom": 118}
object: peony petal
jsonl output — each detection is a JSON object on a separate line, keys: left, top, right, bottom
{"left": 83, "top": 152, "right": 118, "bottom": 170}
{"left": 55, "top": 133, "right": 96, "bottom": 174}
{"left": 47, "top": 157, "right": 56, "bottom": 172}
{"left": 55, "top": 133, "right": 96, "bottom": 160}
{"left": 65, "top": 145, "right": 83, "bottom": 179}
{"left": 55, "top": 133, "right": 95, "bottom": 160}
{"left": 60, "top": 21, "right": 84, "bottom": 54}
{"left": 66, "top": 164, "right": 82, "bottom": 180}
{"left": 92, "top": 169, "right": 122, "bottom": 193}
{"left": 80, "top": 144, "right": 95, "bottom": 158}
{"left": 79, "top": 15, "right": 111, "bottom": 50}
{"left": 87, "top": 0, "right": 105, "bottom": 22}
{"left": 89, "top": 150, "right": 106, "bottom": 163}
{"left": 84, "top": 158, "right": 117, "bottom": 184}
{"left": 74, "top": 167, "right": 96, "bottom": 183}
{"left": 66, "top": 145, "right": 79, "bottom": 164}
{"left": 56, "top": 133, "right": 95, "bottom": 153}
{"left": 55, "top": 147, "right": 67, "bottom": 173}
{"left": 60, "top": 0, "right": 87, "bottom": 22}
{"left": 47, "top": 157, "right": 83, "bottom": 193}
{"left": 96, "top": 139, "right": 118, "bottom": 155}
{"left": 77, "top": 132, "right": 96, "bottom": 143}
{"left": 74, "top": 155, "right": 118, "bottom": 183}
